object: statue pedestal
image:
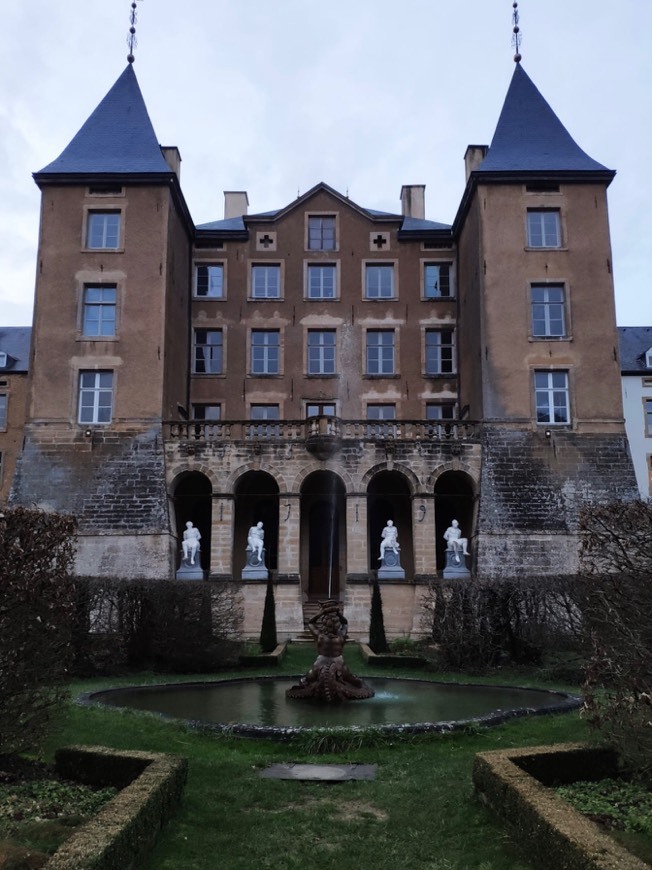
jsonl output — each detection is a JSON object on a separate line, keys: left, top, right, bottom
{"left": 176, "top": 558, "right": 204, "bottom": 581}
{"left": 442, "top": 548, "right": 471, "bottom": 579}
{"left": 242, "top": 548, "right": 268, "bottom": 580}
{"left": 378, "top": 548, "right": 405, "bottom": 580}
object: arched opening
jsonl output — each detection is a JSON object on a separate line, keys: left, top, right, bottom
{"left": 434, "top": 471, "right": 474, "bottom": 570}
{"left": 234, "top": 471, "right": 279, "bottom": 576}
{"left": 367, "top": 471, "right": 413, "bottom": 576}
{"left": 300, "top": 471, "right": 346, "bottom": 599}
{"left": 173, "top": 472, "right": 212, "bottom": 571}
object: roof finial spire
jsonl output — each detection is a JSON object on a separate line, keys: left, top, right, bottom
{"left": 127, "top": 1, "right": 141, "bottom": 64}
{"left": 512, "top": 1, "right": 522, "bottom": 63}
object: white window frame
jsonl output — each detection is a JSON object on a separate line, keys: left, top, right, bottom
{"left": 251, "top": 329, "right": 280, "bottom": 375}
{"left": 0, "top": 393, "right": 7, "bottom": 430}
{"left": 531, "top": 284, "right": 566, "bottom": 338}
{"left": 365, "top": 263, "right": 395, "bottom": 299}
{"left": 306, "top": 263, "right": 337, "bottom": 299}
{"left": 78, "top": 371, "right": 113, "bottom": 425}
{"left": 534, "top": 370, "right": 570, "bottom": 425}
{"left": 195, "top": 264, "right": 225, "bottom": 298}
{"left": 645, "top": 398, "right": 652, "bottom": 437}
{"left": 527, "top": 210, "right": 561, "bottom": 248}
{"left": 366, "top": 330, "right": 395, "bottom": 375}
{"left": 193, "top": 328, "right": 223, "bottom": 375}
{"left": 425, "top": 329, "right": 455, "bottom": 375}
{"left": 82, "top": 285, "right": 117, "bottom": 338}
{"left": 307, "top": 215, "right": 336, "bottom": 251}
{"left": 423, "top": 263, "right": 453, "bottom": 299}
{"left": 86, "top": 211, "right": 121, "bottom": 250}
{"left": 192, "top": 404, "right": 222, "bottom": 421}
{"left": 307, "top": 329, "right": 336, "bottom": 375}
{"left": 251, "top": 264, "right": 281, "bottom": 299}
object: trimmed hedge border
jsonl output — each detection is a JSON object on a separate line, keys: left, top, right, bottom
{"left": 238, "top": 641, "right": 287, "bottom": 667}
{"left": 473, "top": 742, "right": 648, "bottom": 870}
{"left": 44, "top": 746, "right": 188, "bottom": 869}
{"left": 359, "top": 643, "right": 428, "bottom": 669}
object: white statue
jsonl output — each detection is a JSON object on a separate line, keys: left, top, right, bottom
{"left": 379, "top": 519, "right": 400, "bottom": 561}
{"left": 181, "top": 521, "right": 201, "bottom": 565}
{"left": 443, "top": 519, "right": 469, "bottom": 562}
{"left": 247, "top": 521, "right": 264, "bottom": 560}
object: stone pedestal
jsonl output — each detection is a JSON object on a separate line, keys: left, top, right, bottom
{"left": 176, "top": 557, "right": 204, "bottom": 581}
{"left": 377, "top": 548, "right": 405, "bottom": 580}
{"left": 442, "top": 548, "right": 471, "bottom": 579}
{"left": 242, "top": 547, "right": 268, "bottom": 580}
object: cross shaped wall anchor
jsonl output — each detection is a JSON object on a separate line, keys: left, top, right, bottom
{"left": 372, "top": 233, "right": 388, "bottom": 249}
{"left": 258, "top": 233, "right": 275, "bottom": 249}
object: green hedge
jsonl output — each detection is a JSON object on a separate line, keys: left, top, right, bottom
{"left": 46, "top": 746, "right": 188, "bottom": 869}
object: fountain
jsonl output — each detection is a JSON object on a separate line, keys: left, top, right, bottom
{"left": 285, "top": 599, "right": 374, "bottom": 702}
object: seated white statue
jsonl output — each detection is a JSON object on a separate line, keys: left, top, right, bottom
{"left": 379, "top": 519, "right": 400, "bottom": 561}
{"left": 247, "top": 521, "right": 264, "bottom": 560}
{"left": 181, "top": 521, "right": 201, "bottom": 565}
{"left": 443, "top": 519, "right": 469, "bottom": 559}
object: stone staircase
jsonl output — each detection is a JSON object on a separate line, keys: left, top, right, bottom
{"left": 292, "top": 600, "right": 321, "bottom": 643}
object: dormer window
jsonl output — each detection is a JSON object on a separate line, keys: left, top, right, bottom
{"left": 0, "top": 352, "right": 6, "bottom": 368}
{"left": 645, "top": 347, "right": 652, "bottom": 368}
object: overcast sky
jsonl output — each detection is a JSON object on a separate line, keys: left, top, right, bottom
{"left": 1, "top": 1, "right": 650, "bottom": 327}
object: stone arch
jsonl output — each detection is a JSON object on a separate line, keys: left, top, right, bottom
{"left": 300, "top": 470, "right": 347, "bottom": 600}
{"left": 359, "top": 462, "right": 420, "bottom": 496}
{"left": 233, "top": 470, "right": 280, "bottom": 574}
{"left": 170, "top": 470, "right": 213, "bottom": 572}
{"left": 168, "top": 462, "right": 221, "bottom": 492}
{"left": 426, "top": 461, "right": 479, "bottom": 491}
{"left": 226, "top": 461, "right": 289, "bottom": 494}
{"left": 290, "top": 461, "right": 355, "bottom": 495}
{"left": 366, "top": 468, "right": 414, "bottom": 576}
{"left": 433, "top": 469, "right": 476, "bottom": 571}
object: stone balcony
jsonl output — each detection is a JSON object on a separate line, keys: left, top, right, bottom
{"left": 164, "top": 417, "right": 480, "bottom": 450}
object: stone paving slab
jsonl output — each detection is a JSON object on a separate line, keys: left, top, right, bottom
{"left": 259, "top": 763, "right": 377, "bottom": 781}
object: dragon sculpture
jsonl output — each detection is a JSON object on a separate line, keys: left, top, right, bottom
{"left": 286, "top": 600, "right": 374, "bottom": 702}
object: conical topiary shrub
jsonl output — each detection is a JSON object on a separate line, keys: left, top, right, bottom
{"left": 369, "top": 578, "right": 389, "bottom": 653}
{"left": 259, "top": 577, "right": 278, "bottom": 653}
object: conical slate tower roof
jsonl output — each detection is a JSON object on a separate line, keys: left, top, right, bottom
{"left": 35, "top": 65, "right": 171, "bottom": 178}
{"left": 477, "top": 64, "right": 613, "bottom": 176}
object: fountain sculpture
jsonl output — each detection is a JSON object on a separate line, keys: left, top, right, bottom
{"left": 286, "top": 600, "right": 375, "bottom": 702}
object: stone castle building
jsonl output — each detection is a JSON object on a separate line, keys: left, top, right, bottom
{"left": 9, "top": 57, "right": 637, "bottom": 638}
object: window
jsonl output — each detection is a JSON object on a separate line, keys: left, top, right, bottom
{"left": 534, "top": 371, "right": 569, "bottom": 424}
{"left": 307, "top": 264, "right": 336, "bottom": 299}
{"left": 426, "top": 403, "right": 455, "bottom": 421}
{"left": 366, "top": 403, "right": 396, "bottom": 436}
{"left": 531, "top": 284, "right": 566, "bottom": 337}
{"left": 645, "top": 399, "right": 652, "bottom": 437}
{"left": 527, "top": 210, "right": 561, "bottom": 248}
{"left": 645, "top": 348, "right": 652, "bottom": 369}
{"left": 0, "top": 352, "right": 7, "bottom": 367}
{"left": 250, "top": 404, "right": 280, "bottom": 437}
{"left": 0, "top": 451, "right": 3, "bottom": 487}
{"left": 365, "top": 264, "right": 394, "bottom": 299}
{"left": 193, "top": 329, "right": 223, "bottom": 374}
{"left": 192, "top": 404, "right": 221, "bottom": 421}
{"left": 78, "top": 371, "right": 113, "bottom": 424}
{"left": 306, "top": 403, "right": 336, "bottom": 417}
{"left": 366, "top": 330, "right": 395, "bottom": 375}
{"left": 86, "top": 212, "right": 121, "bottom": 249}
{"left": 308, "top": 216, "right": 336, "bottom": 251}
{"left": 425, "top": 329, "right": 455, "bottom": 375}
{"left": 0, "top": 393, "right": 6, "bottom": 429}
{"left": 251, "top": 264, "right": 280, "bottom": 299}
{"left": 195, "top": 264, "right": 224, "bottom": 298}
{"left": 251, "top": 330, "right": 280, "bottom": 375}
{"left": 307, "top": 330, "right": 336, "bottom": 375}
{"left": 82, "top": 285, "right": 117, "bottom": 337}
{"left": 424, "top": 263, "right": 452, "bottom": 298}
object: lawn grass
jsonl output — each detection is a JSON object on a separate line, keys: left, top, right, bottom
{"left": 45, "top": 644, "right": 589, "bottom": 870}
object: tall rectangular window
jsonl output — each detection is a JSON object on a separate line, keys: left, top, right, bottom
{"left": 251, "top": 330, "right": 280, "bottom": 375}
{"left": 365, "top": 264, "right": 394, "bottom": 299}
{"left": 0, "top": 393, "right": 6, "bottom": 429}
{"left": 86, "top": 212, "right": 121, "bottom": 249}
{"left": 426, "top": 403, "right": 455, "bottom": 421}
{"left": 366, "top": 403, "right": 396, "bottom": 437}
{"left": 308, "top": 216, "right": 336, "bottom": 250}
{"left": 645, "top": 399, "right": 652, "bottom": 436}
{"left": 424, "top": 263, "right": 452, "bottom": 298}
{"left": 527, "top": 210, "right": 561, "bottom": 248}
{"left": 251, "top": 264, "right": 281, "bottom": 299}
{"left": 82, "top": 285, "right": 117, "bottom": 337}
{"left": 425, "top": 329, "right": 455, "bottom": 375}
{"left": 192, "top": 404, "right": 222, "bottom": 420}
{"left": 306, "top": 403, "right": 336, "bottom": 417}
{"left": 193, "top": 329, "right": 223, "bottom": 374}
{"left": 531, "top": 284, "right": 566, "bottom": 337}
{"left": 366, "top": 330, "right": 395, "bottom": 375}
{"left": 534, "top": 371, "right": 569, "bottom": 424}
{"left": 195, "top": 264, "right": 224, "bottom": 298}
{"left": 78, "top": 371, "right": 113, "bottom": 424}
{"left": 307, "top": 330, "right": 336, "bottom": 375}
{"left": 250, "top": 404, "right": 280, "bottom": 437}
{"left": 307, "top": 264, "right": 336, "bottom": 299}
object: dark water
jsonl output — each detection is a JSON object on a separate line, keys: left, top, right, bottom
{"left": 88, "top": 678, "right": 574, "bottom": 730}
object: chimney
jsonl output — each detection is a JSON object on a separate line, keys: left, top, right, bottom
{"left": 161, "top": 146, "right": 181, "bottom": 178}
{"left": 224, "top": 191, "right": 249, "bottom": 219}
{"left": 400, "top": 185, "right": 425, "bottom": 220}
{"left": 464, "top": 145, "right": 488, "bottom": 182}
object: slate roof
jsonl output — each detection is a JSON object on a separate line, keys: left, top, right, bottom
{"left": 618, "top": 326, "right": 652, "bottom": 374}
{"left": 0, "top": 327, "right": 32, "bottom": 373}
{"left": 477, "top": 64, "right": 612, "bottom": 176}
{"left": 35, "top": 65, "right": 171, "bottom": 178}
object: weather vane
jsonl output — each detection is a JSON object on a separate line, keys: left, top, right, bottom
{"left": 512, "top": 1, "right": 522, "bottom": 63}
{"left": 127, "top": 1, "right": 142, "bottom": 64}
